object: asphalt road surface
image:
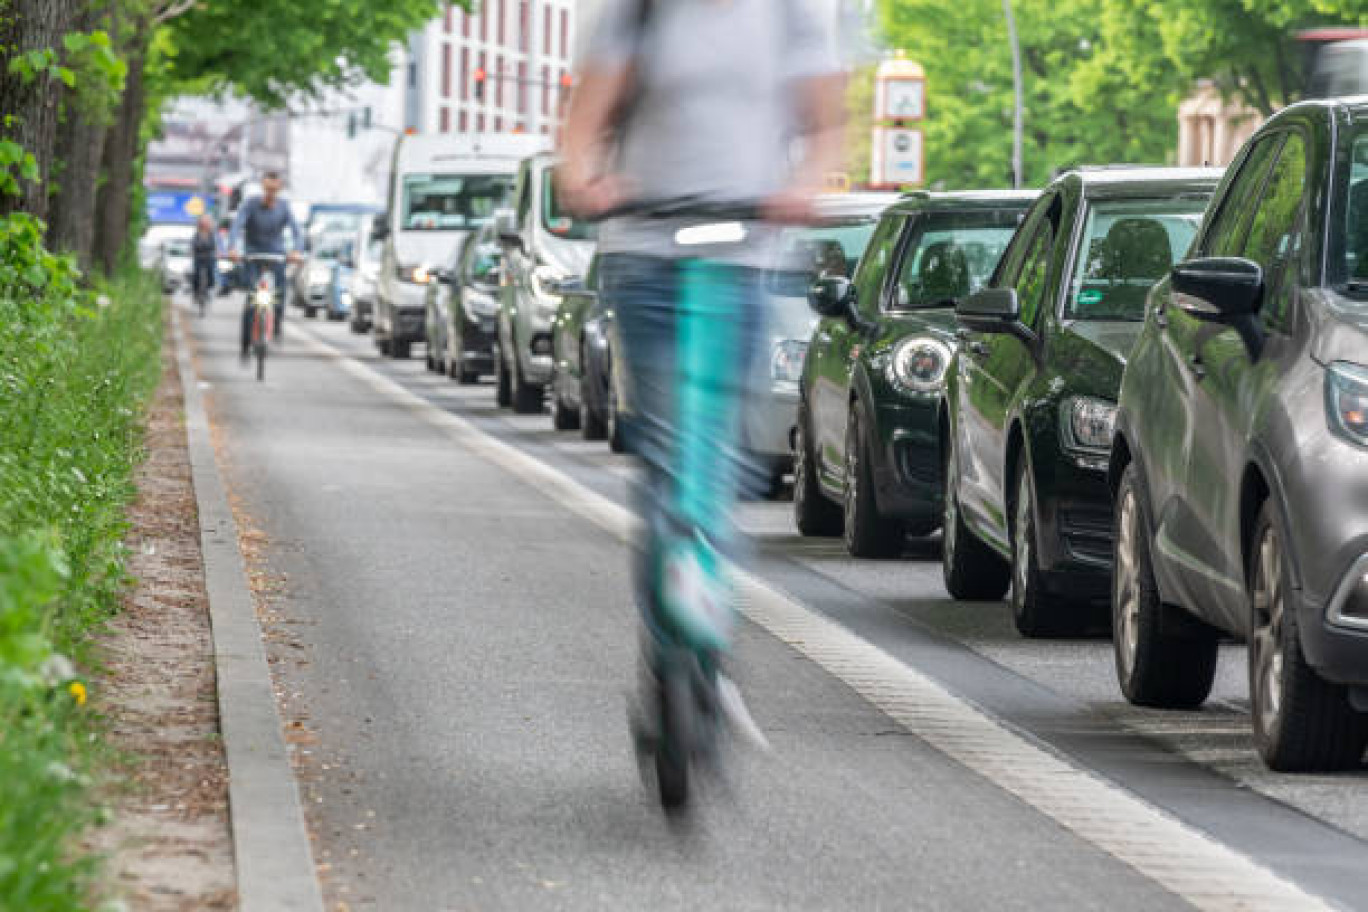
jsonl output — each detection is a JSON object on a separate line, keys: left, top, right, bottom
{"left": 184, "top": 295, "right": 1368, "bottom": 911}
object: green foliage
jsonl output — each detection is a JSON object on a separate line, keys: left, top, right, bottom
{"left": 875, "top": 0, "right": 1367, "bottom": 190}
{"left": 62, "top": 30, "right": 128, "bottom": 123}
{"left": 7, "top": 47, "right": 74, "bottom": 89}
{"left": 0, "top": 201, "right": 163, "bottom": 908}
{"left": 0, "top": 140, "right": 39, "bottom": 197}
{"left": 159, "top": 0, "right": 465, "bottom": 108}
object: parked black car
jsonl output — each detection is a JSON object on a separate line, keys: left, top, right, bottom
{"left": 796, "top": 191, "right": 1035, "bottom": 557}
{"left": 1110, "top": 99, "right": 1368, "bottom": 771}
{"left": 943, "top": 168, "right": 1218, "bottom": 636}
{"left": 426, "top": 223, "right": 503, "bottom": 384}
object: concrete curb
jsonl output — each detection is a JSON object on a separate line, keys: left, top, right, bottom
{"left": 170, "top": 307, "right": 324, "bottom": 912}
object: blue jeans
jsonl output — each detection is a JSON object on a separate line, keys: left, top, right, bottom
{"left": 240, "top": 258, "right": 286, "bottom": 354}
{"left": 599, "top": 254, "right": 766, "bottom": 657}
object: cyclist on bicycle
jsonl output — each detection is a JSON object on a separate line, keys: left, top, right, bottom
{"left": 229, "top": 171, "right": 302, "bottom": 360}
{"left": 560, "top": 0, "right": 846, "bottom": 804}
{"left": 190, "top": 215, "right": 218, "bottom": 307}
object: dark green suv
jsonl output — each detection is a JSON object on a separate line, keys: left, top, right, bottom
{"left": 942, "top": 168, "right": 1218, "bottom": 636}
{"left": 795, "top": 191, "right": 1035, "bottom": 558}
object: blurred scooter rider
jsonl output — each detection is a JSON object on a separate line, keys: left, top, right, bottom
{"left": 559, "top": 0, "right": 846, "bottom": 769}
{"left": 229, "top": 171, "right": 302, "bottom": 358}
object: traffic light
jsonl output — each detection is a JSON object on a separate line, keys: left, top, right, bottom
{"left": 473, "top": 67, "right": 487, "bottom": 100}
{"left": 559, "top": 72, "right": 573, "bottom": 90}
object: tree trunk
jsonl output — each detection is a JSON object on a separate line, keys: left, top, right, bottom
{"left": 48, "top": 2, "right": 112, "bottom": 269}
{"left": 93, "top": 24, "right": 146, "bottom": 275}
{"left": 0, "top": 0, "right": 79, "bottom": 220}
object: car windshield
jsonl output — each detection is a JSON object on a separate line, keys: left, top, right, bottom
{"left": 402, "top": 174, "right": 513, "bottom": 231}
{"left": 768, "top": 220, "right": 878, "bottom": 298}
{"left": 891, "top": 209, "right": 1023, "bottom": 310}
{"left": 311, "top": 211, "right": 367, "bottom": 235}
{"left": 1066, "top": 198, "right": 1206, "bottom": 321}
{"left": 1341, "top": 129, "right": 1368, "bottom": 291}
{"left": 543, "top": 178, "right": 596, "bottom": 241}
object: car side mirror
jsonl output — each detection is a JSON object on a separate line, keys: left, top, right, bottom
{"left": 1171, "top": 257, "right": 1263, "bottom": 321}
{"left": 956, "top": 287, "right": 1021, "bottom": 333}
{"left": 809, "top": 276, "right": 854, "bottom": 319}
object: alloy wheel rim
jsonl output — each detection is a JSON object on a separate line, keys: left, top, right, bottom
{"left": 1114, "top": 488, "right": 1141, "bottom": 680}
{"left": 943, "top": 447, "right": 958, "bottom": 563}
{"left": 1012, "top": 471, "right": 1032, "bottom": 611}
{"left": 1252, "top": 527, "right": 1285, "bottom": 736}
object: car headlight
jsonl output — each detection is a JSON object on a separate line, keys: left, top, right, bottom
{"left": 887, "top": 337, "right": 951, "bottom": 394}
{"left": 771, "top": 339, "right": 808, "bottom": 388}
{"left": 310, "top": 264, "right": 331, "bottom": 284}
{"left": 1326, "top": 362, "right": 1368, "bottom": 446}
{"left": 1060, "top": 396, "right": 1118, "bottom": 452}
{"left": 400, "top": 263, "right": 430, "bottom": 284}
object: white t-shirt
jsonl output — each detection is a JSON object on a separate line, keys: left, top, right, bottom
{"left": 584, "top": 0, "right": 838, "bottom": 262}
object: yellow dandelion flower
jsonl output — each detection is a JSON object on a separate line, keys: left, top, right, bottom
{"left": 69, "top": 681, "right": 87, "bottom": 706}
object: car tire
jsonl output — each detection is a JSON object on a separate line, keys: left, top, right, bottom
{"left": 607, "top": 382, "right": 626, "bottom": 454}
{"left": 844, "top": 399, "right": 904, "bottom": 558}
{"left": 793, "top": 402, "right": 843, "bottom": 537}
{"left": 495, "top": 346, "right": 512, "bottom": 407}
{"left": 1112, "top": 464, "right": 1218, "bottom": 709}
{"left": 581, "top": 361, "right": 608, "bottom": 441}
{"left": 1248, "top": 502, "right": 1368, "bottom": 771}
{"left": 512, "top": 358, "right": 543, "bottom": 415}
{"left": 377, "top": 336, "right": 391, "bottom": 356}
{"left": 1009, "top": 460, "right": 1082, "bottom": 638}
{"left": 551, "top": 369, "right": 581, "bottom": 431}
{"left": 941, "top": 434, "right": 1010, "bottom": 600}
{"left": 391, "top": 340, "right": 411, "bottom": 359}
{"left": 349, "top": 318, "right": 365, "bottom": 334}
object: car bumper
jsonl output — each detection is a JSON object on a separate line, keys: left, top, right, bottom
{"left": 872, "top": 398, "right": 943, "bottom": 528}
{"left": 744, "top": 385, "right": 800, "bottom": 461}
{"left": 1029, "top": 447, "right": 1114, "bottom": 600}
{"left": 460, "top": 314, "right": 498, "bottom": 370}
{"left": 394, "top": 306, "right": 426, "bottom": 343}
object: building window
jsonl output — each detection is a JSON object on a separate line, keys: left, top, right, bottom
{"left": 480, "top": 2, "right": 487, "bottom": 41}
{"left": 477, "top": 111, "right": 485, "bottom": 131}
{"left": 519, "top": 0, "right": 529, "bottom": 53}
{"left": 460, "top": 47, "right": 469, "bottom": 100}
{"left": 407, "top": 60, "right": 416, "bottom": 88}
{"left": 459, "top": 109, "right": 468, "bottom": 133}
{"left": 495, "top": 115, "right": 503, "bottom": 132}
{"left": 440, "top": 107, "right": 450, "bottom": 133}
{"left": 461, "top": 7, "right": 469, "bottom": 38}
{"left": 444, "top": 3, "right": 452, "bottom": 32}
{"left": 441, "top": 44, "right": 451, "bottom": 98}
{"left": 517, "top": 61, "right": 527, "bottom": 114}
{"left": 495, "top": 56, "right": 503, "bottom": 107}
{"left": 559, "top": 9, "right": 568, "bottom": 58}
{"left": 541, "top": 65, "right": 549, "bottom": 115}
{"left": 497, "top": 0, "right": 505, "bottom": 46}
{"left": 543, "top": 6, "right": 551, "bottom": 54}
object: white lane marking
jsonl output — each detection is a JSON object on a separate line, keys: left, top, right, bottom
{"left": 295, "top": 325, "right": 1335, "bottom": 912}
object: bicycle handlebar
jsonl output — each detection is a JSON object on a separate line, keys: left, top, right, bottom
{"left": 595, "top": 197, "right": 767, "bottom": 222}
{"left": 243, "top": 253, "right": 288, "bottom": 263}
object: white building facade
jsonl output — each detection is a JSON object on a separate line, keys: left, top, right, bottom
{"left": 405, "top": 0, "right": 578, "bottom": 138}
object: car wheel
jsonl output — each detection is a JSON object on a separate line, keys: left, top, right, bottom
{"left": 581, "top": 360, "right": 608, "bottom": 441}
{"left": 391, "top": 340, "right": 411, "bottom": 359}
{"left": 377, "top": 336, "right": 391, "bottom": 356}
{"left": 1009, "top": 460, "right": 1081, "bottom": 637}
{"left": 607, "top": 381, "right": 626, "bottom": 453}
{"left": 349, "top": 317, "right": 364, "bottom": 334}
{"left": 551, "top": 368, "right": 581, "bottom": 431}
{"left": 1248, "top": 502, "right": 1368, "bottom": 771}
{"left": 843, "top": 399, "right": 903, "bottom": 558}
{"left": 495, "top": 346, "right": 512, "bottom": 407}
{"left": 793, "top": 402, "right": 843, "bottom": 537}
{"left": 941, "top": 434, "right": 1010, "bottom": 600}
{"left": 1112, "top": 464, "right": 1218, "bottom": 708}
{"left": 512, "top": 356, "right": 544, "bottom": 414}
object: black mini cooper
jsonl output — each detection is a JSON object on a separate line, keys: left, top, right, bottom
{"left": 1111, "top": 99, "right": 1368, "bottom": 771}
{"left": 942, "top": 167, "right": 1219, "bottom": 637}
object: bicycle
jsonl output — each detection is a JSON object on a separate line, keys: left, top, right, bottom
{"left": 192, "top": 266, "right": 212, "bottom": 318}
{"left": 244, "top": 253, "right": 285, "bottom": 382}
{"left": 600, "top": 198, "right": 774, "bottom": 811}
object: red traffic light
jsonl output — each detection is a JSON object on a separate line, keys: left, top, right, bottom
{"left": 559, "top": 72, "right": 573, "bottom": 89}
{"left": 473, "top": 67, "right": 487, "bottom": 83}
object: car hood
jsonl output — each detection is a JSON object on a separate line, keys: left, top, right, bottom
{"left": 1055, "top": 320, "right": 1144, "bottom": 398}
{"left": 885, "top": 307, "right": 959, "bottom": 345}
{"left": 768, "top": 294, "right": 820, "bottom": 342}
{"left": 1312, "top": 289, "right": 1368, "bottom": 367}
{"left": 539, "top": 235, "right": 594, "bottom": 280}
{"left": 396, "top": 230, "right": 470, "bottom": 269}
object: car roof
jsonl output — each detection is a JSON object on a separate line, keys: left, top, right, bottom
{"left": 1056, "top": 166, "right": 1223, "bottom": 199}
{"left": 887, "top": 188, "right": 1039, "bottom": 215}
{"left": 813, "top": 192, "right": 904, "bottom": 218}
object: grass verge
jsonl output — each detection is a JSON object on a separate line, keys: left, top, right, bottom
{"left": 0, "top": 214, "right": 163, "bottom": 910}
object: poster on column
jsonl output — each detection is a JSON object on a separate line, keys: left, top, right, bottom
{"left": 874, "top": 128, "right": 924, "bottom": 188}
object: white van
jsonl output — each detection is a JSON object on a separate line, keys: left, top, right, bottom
{"left": 372, "top": 133, "right": 549, "bottom": 358}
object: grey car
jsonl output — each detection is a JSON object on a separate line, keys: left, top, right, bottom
{"left": 426, "top": 223, "right": 503, "bottom": 384}
{"left": 744, "top": 193, "right": 901, "bottom": 495}
{"left": 495, "top": 154, "right": 595, "bottom": 413}
{"left": 1110, "top": 98, "right": 1368, "bottom": 771}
